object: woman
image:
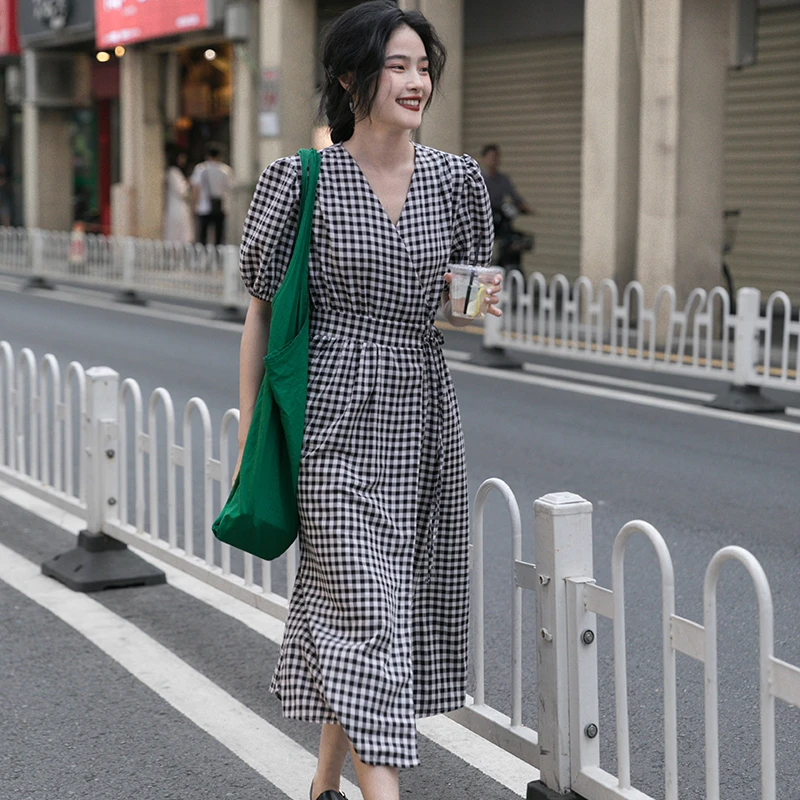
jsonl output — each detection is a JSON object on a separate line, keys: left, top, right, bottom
{"left": 163, "top": 144, "right": 194, "bottom": 243}
{"left": 237, "top": 3, "right": 501, "bottom": 799}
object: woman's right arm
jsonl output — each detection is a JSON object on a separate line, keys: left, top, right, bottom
{"left": 234, "top": 297, "right": 272, "bottom": 479}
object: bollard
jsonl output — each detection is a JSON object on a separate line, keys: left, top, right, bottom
{"left": 214, "top": 244, "right": 246, "bottom": 322}
{"left": 114, "top": 236, "right": 146, "bottom": 306}
{"left": 41, "top": 367, "right": 164, "bottom": 592}
{"left": 528, "top": 492, "right": 593, "bottom": 800}
{"left": 24, "top": 228, "right": 53, "bottom": 290}
{"left": 706, "top": 287, "right": 783, "bottom": 413}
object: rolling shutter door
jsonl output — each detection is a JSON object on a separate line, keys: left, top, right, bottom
{"left": 724, "top": 5, "right": 800, "bottom": 304}
{"left": 463, "top": 36, "right": 583, "bottom": 280}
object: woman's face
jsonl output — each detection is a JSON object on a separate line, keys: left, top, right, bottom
{"left": 368, "top": 25, "right": 431, "bottom": 134}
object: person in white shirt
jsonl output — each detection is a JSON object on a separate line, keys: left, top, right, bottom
{"left": 190, "top": 144, "right": 234, "bottom": 245}
{"left": 163, "top": 145, "right": 194, "bottom": 244}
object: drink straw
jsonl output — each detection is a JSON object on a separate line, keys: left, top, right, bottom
{"left": 464, "top": 269, "right": 476, "bottom": 314}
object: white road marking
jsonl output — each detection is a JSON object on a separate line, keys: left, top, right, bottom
{"left": 447, "top": 360, "right": 800, "bottom": 435}
{"left": 442, "top": 348, "right": 472, "bottom": 362}
{"left": 0, "top": 282, "right": 244, "bottom": 333}
{"left": 416, "top": 715, "right": 538, "bottom": 791}
{"left": 0, "top": 540, "right": 362, "bottom": 800}
{"left": 0, "top": 478, "right": 537, "bottom": 796}
{"left": 521, "top": 361, "right": 717, "bottom": 402}
{"left": 786, "top": 407, "right": 800, "bottom": 418}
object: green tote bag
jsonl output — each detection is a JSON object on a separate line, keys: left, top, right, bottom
{"left": 212, "top": 148, "right": 321, "bottom": 560}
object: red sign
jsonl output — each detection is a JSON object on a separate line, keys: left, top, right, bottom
{"left": 95, "top": 0, "right": 209, "bottom": 48}
{"left": 0, "top": 0, "right": 20, "bottom": 57}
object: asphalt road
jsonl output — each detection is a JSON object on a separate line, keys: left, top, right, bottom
{"left": 1, "top": 279, "right": 799, "bottom": 798}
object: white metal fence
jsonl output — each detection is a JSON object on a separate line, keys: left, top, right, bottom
{"left": 487, "top": 270, "right": 800, "bottom": 395}
{"left": 4, "top": 226, "right": 800, "bottom": 397}
{"left": 0, "top": 226, "right": 251, "bottom": 311}
{"left": 1, "top": 341, "right": 799, "bottom": 799}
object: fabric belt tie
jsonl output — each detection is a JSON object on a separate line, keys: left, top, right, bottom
{"left": 310, "top": 309, "right": 445, "bottom": 584}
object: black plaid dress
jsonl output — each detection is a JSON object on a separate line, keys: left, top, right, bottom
{"left": 240, "top": 142, "right": 493, "bottom": 768}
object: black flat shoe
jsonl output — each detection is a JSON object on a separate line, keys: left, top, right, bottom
{"left": 310, "top": 785, "right": 347, "bottom": 800}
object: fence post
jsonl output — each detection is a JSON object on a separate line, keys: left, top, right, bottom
{"left": 215, "top": 244, "right": 246, "bottom": 322}
{"left": 529, "top": 492, "right": 593, "bottom": 799}
{"left": 115, "top": 236, "right": 146, "bottom": 305}
{"left": 473, "top": 269, "right": 521, "bottom": 369}
{"left": 706, "top": 286, "right": 784, "bottom": 413}
{"left": 25, "top": 228, "right": 53, "bottom": 290}
{"left": 41, "top": 366, "right": 165, "bottom": 592}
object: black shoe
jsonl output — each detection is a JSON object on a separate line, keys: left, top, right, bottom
{"left": 310, "top": 785, "right": 347, "bottom": 800}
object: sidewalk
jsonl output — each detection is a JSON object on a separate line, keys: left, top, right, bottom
{"left": 0, "top": 487, "right": 537, "bottom": 800}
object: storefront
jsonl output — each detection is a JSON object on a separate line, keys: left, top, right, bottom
{"left": 94, "top": 0, "right": 232, "bottom": 169}
{"left": 94, "top": 0, "right": 243, "bottom": 238}
{"left": 18, "top": 0, "right": 122, "bottom": 232}
{"left": 462, "top": 0, "right": 585, "bottom": 281}
{"left": 462, "top": 0, "right": 800, "bottom": 303}
{"left": 724, "top": 2, "right": 800, "bottom": 304}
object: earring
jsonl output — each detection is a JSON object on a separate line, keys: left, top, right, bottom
{"left": 348, "top": 98, "right": 355, "bottom": 114}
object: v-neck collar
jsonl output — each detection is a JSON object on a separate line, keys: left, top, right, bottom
{"left": 337, "top": 142, "right": 419, "bottom": 232}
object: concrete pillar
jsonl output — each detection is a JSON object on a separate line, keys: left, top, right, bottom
{"left": 114, "top": 47, "right": 163, "bottom": 238}
{"left": 398, "top": 0, "right": 463, "bottom": 155}
{"left": 258, "top": 0, "right": 316, "bottom": 170}
{"left": 636, "top": 0, "right": 731, "bottom": 304}
{"left": 231, "top": 15, "right": 259, "bottom": 243}
{"left": 21, "top": 52, "right": 72, "bottom": 231}
{"left": 580, "top": 0, "right": 641, "bottom": 288}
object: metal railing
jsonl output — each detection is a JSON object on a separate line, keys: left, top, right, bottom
{"left": 1, "top": 341, "right": 799, "bottom": 799}
{"left": 4, "top": 226, "right": 800, "bottom": 397}
{"left": 486, "top": 270, "right": 800, "bottom": 394}
{"left": 0, "top": 226, "right": 251, "bottom": 311}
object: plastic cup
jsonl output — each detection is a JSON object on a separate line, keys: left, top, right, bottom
{"left": 448, "top": 265, "right": 501, "bottom": 319}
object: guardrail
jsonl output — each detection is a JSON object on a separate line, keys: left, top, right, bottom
{"left": 486, "top": 270, "right": 800, "bottom": 404}
{"left": 4, "top": 225, "right": 799, "bottom": 405}
{"left": 0, "top": 226, "right": 250, "bottom": 315}
{"left": 2, "top": 341, "right": 799, "bottom": 799}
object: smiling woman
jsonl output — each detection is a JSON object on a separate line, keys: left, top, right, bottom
{"left": 235, "top": 3, "right": 499, "bottom": 800}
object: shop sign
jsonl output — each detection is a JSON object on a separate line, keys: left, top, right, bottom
{"left": 0, "top": 0, "right": 21, "bottom": 56}
{"left": 259, "top": 69, "right": 280, "bottom": 138}
{"left": 19, "top": 0, "right": 95, "bottom": 46}
{"left": 95, "top": 0, "right": 210, "bottom": 48}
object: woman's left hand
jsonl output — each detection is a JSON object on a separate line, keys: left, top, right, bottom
{"left": 483, "top": 273, "right": 503, "bottom": 317}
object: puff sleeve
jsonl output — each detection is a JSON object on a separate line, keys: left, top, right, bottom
{"left": 450, "top": 154, "right": 494, "bottom": 268}
{"left": 239, "top": 156, "right": 301, "bottom": 302}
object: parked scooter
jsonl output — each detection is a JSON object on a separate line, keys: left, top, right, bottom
{"left": 492, "top": 200, "right": 534, "bottom": 269}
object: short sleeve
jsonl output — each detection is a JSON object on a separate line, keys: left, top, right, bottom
{"left": 239, "top": 156, "right": 301, "bottom": 301}
{"left": 450, "top": 155, "right": 494, "bottom": 268}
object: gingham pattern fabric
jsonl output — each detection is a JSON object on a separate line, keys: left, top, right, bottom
{"left": 240, "top": 142, "right": 493, "bottom": 768}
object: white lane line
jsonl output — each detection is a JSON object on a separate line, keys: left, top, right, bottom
{"left": 416, "top": 715, "right": 538, "bottom": 791}
{"left": 0, "top": 283, "right": 244, "bottom": 333}
{"left": 443, "top": 348, "right": 472, "bottom": 362}
{"left": 0, "top": 478, "right": 537, "bottom": 796}
{"left": 447, "top": 360, "right": 800, "bottom": 435}
{"left": 0, "top": 540, "right": 362, "bottom": 800}
{"left": 521, "top": 361, "right": 716, "bottom": 402}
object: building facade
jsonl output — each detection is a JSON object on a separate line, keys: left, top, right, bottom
{"left": 11, "top": 0, "right": 800, "bottom": 303}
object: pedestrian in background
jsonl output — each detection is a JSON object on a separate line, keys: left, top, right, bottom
{"left": 236, "top": 2, "right": 500, "bottom": 799}
{"left": 190, "top": 143, "right": 233, "bottom": 245}
{"left": 163, "top": 144, "right": 194, "bottom": 244}
{"left": 480, "top": 143, "right": 534, "bottom": 216}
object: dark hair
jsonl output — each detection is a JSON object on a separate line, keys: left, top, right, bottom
{"left": 206, "top": 143, "right": 222, "bottom": 159}
{"left": 482, "top": 143, "right": 499, "bottom": 157}
{"left": 319, "top": 0, "right": 446, "bottom": 144}
{"left": 165, "top": 143, "right": 184, "bottom": 168}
